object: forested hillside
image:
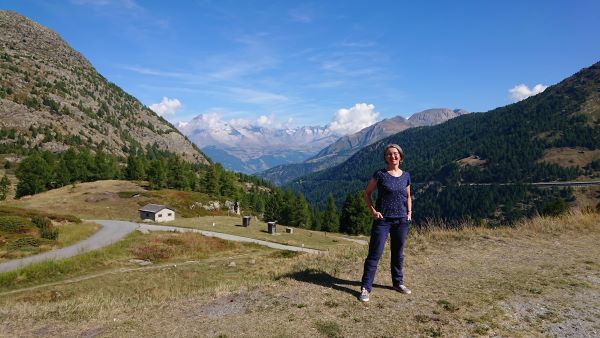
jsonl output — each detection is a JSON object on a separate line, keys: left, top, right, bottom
{"left": 291, "top": 61, "right": 600, "bottom": 226}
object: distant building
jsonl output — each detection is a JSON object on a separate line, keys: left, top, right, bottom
{"left": 138, "top": 204, "right": 175, "bottom": 222}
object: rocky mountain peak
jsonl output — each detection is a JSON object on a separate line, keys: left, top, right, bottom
{"left": 0, "top": 11, "right": 208, "bottom": 164}
{"left": 408, "top": 108, "right": 469, "bottom": 126}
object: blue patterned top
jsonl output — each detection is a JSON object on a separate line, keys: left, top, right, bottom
{"left": 373, "top": 169, "right": 411, "bottom": 219}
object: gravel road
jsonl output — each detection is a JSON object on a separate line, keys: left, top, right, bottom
{"left": 0, "top": 220, "right": 137, "bottom": 273}
{"left": 0, "top": 220, "right": 322, "bottom": 273}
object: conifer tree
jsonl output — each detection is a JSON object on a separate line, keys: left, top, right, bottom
{"left": 125, "top": 153, "right": 146, "bottom": 181}
{"left": 340, "top": 191, "right": 372, "bottom": 235}
{"left": 147, "top": 159, "right": 167, "bottom": 189}
{"left": 204, "top": 164, "right": 221, "bottom": 196}
{"left": 15, "top": 153, "right": 51, "bottom": 197}
{"left": 294, "top": 192, "right": 311, "bottom": 229}
{"left": 321, "top": 193, "right": 340, "bottom": 232}
{"left": 0, "top": 175, "right": 10, "bottom": 200}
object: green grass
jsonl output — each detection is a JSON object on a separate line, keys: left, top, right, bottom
{"left": 56, "top": 222, "right": 99, "bottom": 247}
{"left": 314, "top": 320, "right": 342, "bottom": 338}
{"left": 0, "top": 232, "right": 142, "bottom": 291}
{"left": 0, "top": 230, "right": 269, "bottom": 292}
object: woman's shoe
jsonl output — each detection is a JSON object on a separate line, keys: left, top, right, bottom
{"left": 393, "top": 284, "right": 411, "bottom": 294}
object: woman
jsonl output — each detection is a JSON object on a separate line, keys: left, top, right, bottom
{"left": 359, "top": 143, "right": 412, "bottom": 302}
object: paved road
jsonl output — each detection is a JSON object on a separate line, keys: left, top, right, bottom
{"left": 0, "top": 220, "right": 137, "bottom": 273}
{"left": 0, "top": 220, "right": 323, "bottom": 273}
{"left": 137, "top": 223, "right": 323, "bottom": 254}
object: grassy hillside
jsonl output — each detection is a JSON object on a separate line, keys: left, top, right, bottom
{"left": 0, "top": 211, "right": 598, "bottom": 336}
{"left": 291, "top": 61, "right": 600, "bottom": 225}
{"left": 5, "top": 180, "right": 245, "bottom": 220}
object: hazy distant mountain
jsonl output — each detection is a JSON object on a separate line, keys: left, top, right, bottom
{"left": 0, "top": 11, "right": 208, "bottom": 163}
{"left": 177, "top": 115, "right": 341, "bottom": 173}
{"left": 258, "top": 108, "right": 468, "bottom": 185}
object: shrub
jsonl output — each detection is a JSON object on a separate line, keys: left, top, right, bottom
{"left": 39, "top": 226, "right": 59, "bottom": 240}
{"left": 0, "top": 216, "right": 33, "bottom": 233}
{"left": 8, "top": 236, "right": 41, "bottom": 249}
{"left": 539, "top": 198, "right": 569, "bottom": 217}
{"left": 31, "top": 216, "right": 52, "bottom": 229}
{"left": 31, "top": 216, "right": 58, "bottom": 240}
{"left": 130, "top": 242, "right": 175, "bottom": 261}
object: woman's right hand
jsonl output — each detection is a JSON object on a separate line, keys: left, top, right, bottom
{"left": 373, "top": 211, "right": 383, "bottom": 219}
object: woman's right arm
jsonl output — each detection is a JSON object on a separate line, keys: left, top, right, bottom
{"left": 364, "top": 178, "right": 382, "bottom": 219}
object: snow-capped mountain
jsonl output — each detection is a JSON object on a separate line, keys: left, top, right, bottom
{"left": 177, "top": 114, "right": 342, "bottom": 173}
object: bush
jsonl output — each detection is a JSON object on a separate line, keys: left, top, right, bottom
{"left": 8, "top": 236, "right": 41, "bottom": 249}
{"left": 0, "top": 216, "right": 33, "bottom": 233}
{"left": 32, "top": 216, "right": 58, "bottom": 240}
{"left": 39, "top": 226, "right": 59, "bottom": 240}
{"left": 32, "top": 216, "right": 52, "bottom": 229}
{"left": 130, "top": 242, "right": 175, "bottom": 261}
{"left": 539, "top": 198, "right": 569, "bottom": 217}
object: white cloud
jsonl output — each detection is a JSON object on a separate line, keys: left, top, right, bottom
{"left": 149, "top": 97, "right": 182, "bottom": 116}
{"left": 228, "top": 87, "right": 288, "bottom": 104}
{"left": 509, "top": 84, "right": 548, "bottom": 102}
{"left": 256, "top": 115, "right": 273, "bottom": 126}
{"left": 328, "top": 103, "right": 379, "bottom": 135}
{"left": 229, "top": 118, "right": 251, "bottom": 128}
{"left": 289, "top": 9, "right": 312, "bottom": 23}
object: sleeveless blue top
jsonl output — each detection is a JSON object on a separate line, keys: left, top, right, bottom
{"left": 373, "top": 169, "right": 411, "bottom": 219}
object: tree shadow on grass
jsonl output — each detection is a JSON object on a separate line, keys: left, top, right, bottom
{"left": 278, "top": 268, "right": 394, "bottom": 299}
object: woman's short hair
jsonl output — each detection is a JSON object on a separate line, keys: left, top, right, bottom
{"left": 383, "top": 143, "right": 404, "bottom": 163}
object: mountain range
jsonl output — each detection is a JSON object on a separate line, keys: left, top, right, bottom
{"left": 0, "top": 11, "right": 208, "bottom": 164}
{"left": 257, "top": 108, "right": 469, "bottom": 185}
{"left": 177, "top": 116, "right": 341, "bottom": 173}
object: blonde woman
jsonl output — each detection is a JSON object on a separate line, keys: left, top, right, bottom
{"left": 359, "top": 144, "right": 412, "bottom": 302}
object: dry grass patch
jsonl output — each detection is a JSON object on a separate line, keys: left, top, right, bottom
{"left": 6, "top": 180, "right": 147, "bottom": 220}
{"left": 0, "top": 213, "right": 599, "bottom": 337}
{"left": 171, "top": 215, "right": 361, "bottom": 251}
{"left": 539, "top": 147, "right": 600, "bottom": 168}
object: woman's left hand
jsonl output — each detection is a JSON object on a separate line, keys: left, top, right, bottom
{"left": 407, "top": 211, "right": 412, "bottom": 221}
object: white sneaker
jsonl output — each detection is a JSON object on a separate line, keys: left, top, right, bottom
{"left": 394, "top": 284, "right": 411, "bottom": 294}
{"left": 359, "top": 287, "right": 370, "bottom": 302}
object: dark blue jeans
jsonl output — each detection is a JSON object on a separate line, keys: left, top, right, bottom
{"left": 361, "top": 217, "right": 410, "bottom": 292}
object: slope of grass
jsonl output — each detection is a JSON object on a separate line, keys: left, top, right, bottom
{"left": 0, "top": 211, "right": 598, "bottom": 337}
{"left": 171, "top": 215, "right": 363, "bottom": 251}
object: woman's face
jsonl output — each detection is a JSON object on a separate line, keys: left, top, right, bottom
{"left": 385, "top": 147, "right": 401, "bottom": 165}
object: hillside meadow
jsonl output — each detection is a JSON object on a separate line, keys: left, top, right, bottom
{"left": 0, "top": 209, "right": 598, "bottom": 337}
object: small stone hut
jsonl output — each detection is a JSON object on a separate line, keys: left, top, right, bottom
{"left": 138, "top": 204, "right": 175, "bottom": 222}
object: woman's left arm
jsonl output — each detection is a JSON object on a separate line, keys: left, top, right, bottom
{"left": 406, "top": 185, "right": 412, "bottom": 221}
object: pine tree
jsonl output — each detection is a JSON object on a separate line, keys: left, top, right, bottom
{"left": 294, "top": 193, "right": 311, "bottom": 228}
{"left": 167, "top": 156, "right": 190, "bottom": 190}
{"left": 321, "top": 193, "right": 340, "bottom": 232}
{"left": 125, "top": 153, "right": 146, "bottom": 181}
{"left": 204, "top": 165, "right": 221, "bottom": 196}
{"left": 15, "top": 153, "right": 51, "bottom": 197}
{"left": 340, "top": 191, "right": 372, "bottom": 235}
{"left": 93, "top": 149, "right": 118, "bottom": 180}
{"left": 0, "top": 175, "right": 10, "bottom": 200}
{"left": 147, "top": 159, "right": 167, "bottom": 189}
{"left": 219, "top": 170, "right": 238, "bottom": 197}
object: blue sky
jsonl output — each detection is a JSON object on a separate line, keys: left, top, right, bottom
{"left": 3, "top": 1, "right": 600, "bottom": 131}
